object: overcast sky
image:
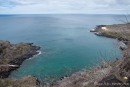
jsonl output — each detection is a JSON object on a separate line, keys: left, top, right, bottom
{"left": 0, "top": 0, "right": 130, "bottom": 14}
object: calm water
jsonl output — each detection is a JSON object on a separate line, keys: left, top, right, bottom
{"left": 0, "top": 14, "right": 122, "bottom": 81}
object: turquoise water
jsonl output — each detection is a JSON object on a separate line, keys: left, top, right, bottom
{"left": 0, "top": 14, "right": 122, "bottom": 81}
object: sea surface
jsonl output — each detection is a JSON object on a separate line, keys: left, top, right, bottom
{"left": 0, "top": 14, "right": 123, "bottom": 81}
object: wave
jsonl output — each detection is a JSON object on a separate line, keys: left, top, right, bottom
{"left": 28, "top": 50, "right": 42, "bottom": 60}
{"left": 37, "top": 50, "right": 42, "bottom": 55}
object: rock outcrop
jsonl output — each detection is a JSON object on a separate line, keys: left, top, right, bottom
{"left": 0, "top": 40, "right": 40, "bottom": 78}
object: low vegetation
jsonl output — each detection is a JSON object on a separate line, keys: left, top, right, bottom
{"left": 103, "top": 31, "right": 122, "bottom": 38}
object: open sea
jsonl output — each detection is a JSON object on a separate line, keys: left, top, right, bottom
{"left": 0, "top": 14, "right": 123, "bottom": 81}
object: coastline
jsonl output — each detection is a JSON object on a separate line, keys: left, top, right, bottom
{"left": 90, "top": 24, "right": 129, "bottom": 50}
{"left": 28, "top": 50, "right": 42, "bottom": 60}
{"left": 0, "top": 23, "right": 130, "bottom": 87}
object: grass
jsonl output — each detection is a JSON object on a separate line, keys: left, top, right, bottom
{"left": 84, "top": 86, "right": 88, "bottom": 87}
{"left": 104, "top": 32, "right": 122, "bottom": 38}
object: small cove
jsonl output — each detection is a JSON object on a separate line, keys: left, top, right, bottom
{"left": 0, "top": 14, "right": 123, "bottom": 81}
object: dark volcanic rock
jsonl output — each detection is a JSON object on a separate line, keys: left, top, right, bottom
{"left": 95, "top": 25, "right": 106, "bottom": 32}
{"left": 118, "top": 37, "right": 128, "bottom": 42}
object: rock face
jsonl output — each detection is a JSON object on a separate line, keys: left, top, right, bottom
{"left": 0, "top": 40, "right": 40, "bottom": 78}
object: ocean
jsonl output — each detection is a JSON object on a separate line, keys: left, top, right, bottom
{"left": 0, "top": 14, "right": 123, "bottom": 81}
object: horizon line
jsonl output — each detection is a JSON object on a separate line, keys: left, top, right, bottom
{"left": 0, "top": 13, "right": 125, "bottom": 15}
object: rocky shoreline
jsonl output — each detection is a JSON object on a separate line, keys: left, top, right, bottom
{"left": 90, "top": 24, "right": 130, "bottom": 50}
{"left": 90, "top": 24, "right": 130, "bottom": 39}
{"left": 0, "top": 40, "right": 40, "bottom": 78}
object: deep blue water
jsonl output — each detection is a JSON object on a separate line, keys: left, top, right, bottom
{"left": 0, "top": 14, "right": 123, "bottom": 81}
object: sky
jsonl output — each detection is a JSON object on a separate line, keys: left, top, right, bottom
{"left": 0, "top": 0, "right": 130, "bottom": 14}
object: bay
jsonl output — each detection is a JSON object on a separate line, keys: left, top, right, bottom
{"left": 0, "top": 14, "right": 122, "bottom": 81}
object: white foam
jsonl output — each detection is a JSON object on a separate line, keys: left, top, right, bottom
{"left": 28, "top": 57, "right": 32, "bottom": 60}
{"left": 27, "top": 50, "right": 42, "bottom": 60}
{"left": 37, "top": 50, "right": 42, "bottom": 55}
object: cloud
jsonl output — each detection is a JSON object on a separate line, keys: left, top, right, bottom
{"left": 0, "top": 0, "right": 130, "bottom": 14}
{"left": 9, "top": 0, "right": 34, "bottom": 5}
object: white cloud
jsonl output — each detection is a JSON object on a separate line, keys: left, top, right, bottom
{"left": 9, "top": 0, "right": 34, "bottom": 5}
{"left": 0, "top": 0, "right": 130, "bottom": 14}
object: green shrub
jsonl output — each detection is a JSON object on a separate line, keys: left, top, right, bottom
{"left": 3, "top": 59, "right": 8, "bottom": 63}
{"left": 3, "top": 79, "right": 9, "bottom": 84}
{"left": 84, "top": 86, "right": 88, "bottom": 87}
